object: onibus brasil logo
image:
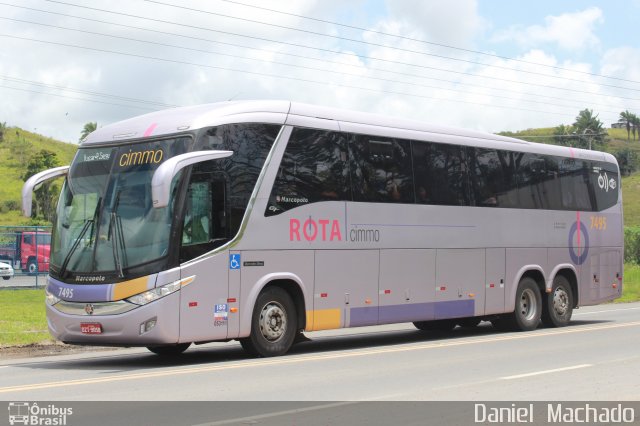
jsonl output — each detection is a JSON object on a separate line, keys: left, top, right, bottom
{"left": 8, "top": 402, "right": 73, "bottom": 425}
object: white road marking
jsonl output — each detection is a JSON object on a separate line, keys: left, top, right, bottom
{"left": 574, "top": 306, "right": 640, "bottom": 316}
{"left": 500, "top": 364, "right": 592, "bottom": 380}
{"left": 193, "top": 401, "right": 358, "bottom": 426}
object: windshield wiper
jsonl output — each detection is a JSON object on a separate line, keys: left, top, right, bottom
{"left": 59, "top": 197, "right": 101, "bottom": 278}
{"left": 109, "top": 191, "right": 127, "bottom": 278}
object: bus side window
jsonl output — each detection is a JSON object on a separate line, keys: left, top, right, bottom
{"left": 468, "top": 148, "right": 518, "bottom": 208}
{"left": 413, "top": 141, "right": 469, "bottom": 206}
{"left": 350, "top": 136, "right": 414, "bottom": 204}
{"left": 180, "top": 168, "right": 228, "bottom": 262}
{"left": 182, "top": 181, "right": 211, "bottom": 246}
{"left": 266, "top": 128, "right": 350, "bottom": 215}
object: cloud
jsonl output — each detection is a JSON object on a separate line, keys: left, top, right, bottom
{"left": 492, "top": 7, "right": 604, "bottom": 51}
{"left": 384, "top": 0, "right": 487, "bottom": 48}
{"left": 600, "top": 47, "right": 640, "bottom": 82}
{"left": 0, "top": 0, "right": 631, "bottom": 145}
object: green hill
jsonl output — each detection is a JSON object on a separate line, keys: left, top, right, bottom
{"left": 0, "top": 126, "right": 77, "bottom": 225}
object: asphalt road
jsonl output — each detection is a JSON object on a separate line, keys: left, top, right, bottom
{"left": 0, "top": 303, "right": 639, "bottom": 425}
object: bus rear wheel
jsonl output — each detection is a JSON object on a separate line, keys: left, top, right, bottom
{"left": 147, "top": 343, "right": 191, "bottom": 356}
{"left": 502, "top": 277, "right": 542, "bottom": 331}
{"left": 240, "top": 286, "right": 297, "bottom": 357}
{"left": 541, "top": 275, "right": 573, "bottom": 327}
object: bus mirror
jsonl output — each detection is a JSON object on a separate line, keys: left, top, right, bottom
{"left": 22, "top": 166, "right": 70, "bottom": 217}
{"left": 151, "top": 150, "right": 233, "bottom": 208}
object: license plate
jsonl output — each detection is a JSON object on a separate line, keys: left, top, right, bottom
{"left": 80, "top": 323, "right": 102, "bottom": 334}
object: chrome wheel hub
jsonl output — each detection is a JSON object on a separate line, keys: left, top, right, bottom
{"left": 259, "top": 302, "right": 287, "bottom": 342}
{"left": 553, "top": 287, "right": 569, "bottom": 316}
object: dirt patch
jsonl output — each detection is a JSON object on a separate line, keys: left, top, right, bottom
{"left": 0, "top": 342, "right": 117, "bottom": 360}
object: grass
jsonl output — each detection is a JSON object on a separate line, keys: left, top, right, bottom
{"left": 622, "top": 174, "right": 640, "bottom": 227}
{"left": 0, "top": 288, "right": 50, "bottom": 347}
{"left": 619, "top": 263, "right": 640, "bottom": 303}
{"left": 1, "top": 266, "right": 639, "bottom": 347}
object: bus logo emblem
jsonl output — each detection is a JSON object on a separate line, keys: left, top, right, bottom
{"left": 84, "top": 304, "right": 95, "bottom": 315}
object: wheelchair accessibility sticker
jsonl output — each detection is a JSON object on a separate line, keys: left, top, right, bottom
{"left": 229, "top": 254, "right": 241, "bottom": 270}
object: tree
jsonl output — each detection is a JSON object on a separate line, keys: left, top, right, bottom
{"left": 631, "top": 114, "right": 640, "bottom": 141}
{"left": 79, "top": 122, "right": 97, "bottom": 142}
{"left": 620, "top": 110, "right": 633, "bottom": 141}
{"left": 573, "top": 109, "right": 605, "bottom": 149}
{"left": 0, "top": 121, "right": 6, "bottom": 142}
{"left": 22, "top": 150, "right": 61, "bottom": 222}
{"left": 553, "top": 124, "right": 574, "bottom": 146}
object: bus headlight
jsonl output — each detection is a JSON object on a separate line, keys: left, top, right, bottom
{"left": 126, "top": 281, "right": 181, "bottom": 306}
{"left": 45, "top": 287, "right": 60, "bottom": 306}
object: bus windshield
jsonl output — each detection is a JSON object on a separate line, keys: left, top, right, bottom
{"left": 51, "top": 138, "right": 189, "bottom": 279}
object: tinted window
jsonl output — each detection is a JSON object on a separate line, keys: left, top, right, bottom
{"left": 468, "top": 148, "right": 518, "bottom": 208}
{"left": 557, "top": 158, "right": 593, "bottom": 211}
{"left": 413, "top": 141, "right": 469, "bottom": 206}
{"left": 350, "top": 135, "right": 414, "bottom": 203}
{"left": 198, "top": 123, "right": 281, "bottom": 229}
{"left": 267, "top": 128, "right": 350, "bottom": 215}
{"left": 590, "top": 161, "right": 619, "bottom": 211}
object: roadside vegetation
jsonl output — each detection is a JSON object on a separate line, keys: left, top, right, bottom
{"left": 0, "top": 289, "right": 50, "bottom": 346}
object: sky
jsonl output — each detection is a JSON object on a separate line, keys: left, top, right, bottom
{"left": 1, "top": 0, "right": 639, "bottom": 144}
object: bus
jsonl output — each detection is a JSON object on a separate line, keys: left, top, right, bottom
{"left": 22, "top": 101, "right": 623, "bottom": 357}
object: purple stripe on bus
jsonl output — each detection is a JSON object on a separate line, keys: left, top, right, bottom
{"left": 349, "top": 306, "right": 378, "bottom": 327}
{"left": 378, "top": 302, "right": 434, "bottom": 324}
{"left": 350, "top": 300, "right": 475, "bottom": 327}
{"left": 434, "top": 299, "right": 475, "bottom": 319}
{"left": 47, "top": 277, "right": 111, "bottom": 302}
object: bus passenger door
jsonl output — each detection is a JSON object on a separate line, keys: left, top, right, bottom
{"left": 484, "top": 248, "right": 505, "bottom": 315}
{"left": 178, "top": 170, "right": 231, "bottom": 343}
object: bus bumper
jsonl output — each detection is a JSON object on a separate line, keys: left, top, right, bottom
{"left": 46, "top": 291, "right": 181, "bottom": 346}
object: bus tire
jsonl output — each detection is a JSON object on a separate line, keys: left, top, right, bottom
{"left": 147, "top": 343, "right": 191, "bottom": 356}
{"left": 541, "top": 275, "right": 573, "bottom": 327}
{"left": 241, "top": 286, "right": 297, "bottom": 357}
{"left": 413, "top": 319, "right": 457, "bottom": 331}
{"left": 502, "top": 277, "right": 542, "bottom": 331}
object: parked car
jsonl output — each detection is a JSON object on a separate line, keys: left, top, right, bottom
{"left": 0, "top": 261, "right": 14, "bottom": 280}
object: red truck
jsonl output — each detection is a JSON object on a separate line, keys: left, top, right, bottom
{"left": 0, "top": 230, "right": 51, "bottom": 275}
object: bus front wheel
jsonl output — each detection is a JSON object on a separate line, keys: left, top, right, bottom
{"left": 240, "top": 286, "right": 297, "bottom": 357}
{"left": 541, "top": 275, "right": 573, "bottom": 327}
